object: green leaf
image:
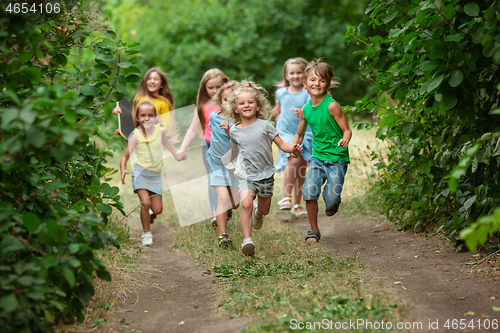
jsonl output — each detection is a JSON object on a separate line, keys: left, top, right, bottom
{"left": 80, "top": 85, "right": 99, "bottom": 96}
{"left": 493, "top": 306, "right": 500, "bottom": 312}
{"left": 61, "top": 266, "right": 76, "bottom": 287}
{"left": 117, "top": 61, "right": 132, "bottom": 68}
{"left": 389, "top": 28, "right": 402, "bottom": 38}
{"left": 464, "top": 3, "right": 480, "bottom": 16}
{"left": 0, "top": 294, "right": 19, "bottom": 313}
{"left": 449, "top": 70, "right": 463, "bottom": 87}
{"left": 47, "top": 219, "right": 68, "bottom": 243}
{"left": 43, "top": 255, "right": 58, "bottom": 268}
{"left": 22, "top": 212, "right": 41, "bottom": 232}
{"left": 27, "top": 128, "right": 46, "bottom": 148}
{"left": 96, "top": 203, "right": 112, "bottom": 214}
{"left": 493, "top": 48, "right": 500, "bottom": 65}
{"left": 444, "top": 34, "right": 464, "bottom": 42}
{"left": 96, "top": 269, "right": 111, "bottom": 281}
{"left": 427, "top": 75, "right": 444, "bottom": 92}
{"left": 443, "top": 93, "right": 457, "bottom": 110}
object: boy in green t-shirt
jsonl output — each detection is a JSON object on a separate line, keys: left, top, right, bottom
{"left": 292, "top": 58, "right": 352, "bottom": 242}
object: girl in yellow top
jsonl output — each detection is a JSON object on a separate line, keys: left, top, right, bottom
{"left": 120, "top": 101, "right": 182, "bottom": 246}
{"left": 113, "top": 67, "right": 175, "bottom": 129}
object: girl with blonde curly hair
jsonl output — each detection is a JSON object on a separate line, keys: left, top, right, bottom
{"left": 227, "top": 80, "right": 303, "bottom": 256}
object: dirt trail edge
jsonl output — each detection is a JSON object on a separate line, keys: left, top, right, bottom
{"left": 105, "top": 222, "right": 248, "bottom": 333}
{"left": 283, "top": 214, "right": 500, "bottom": 332}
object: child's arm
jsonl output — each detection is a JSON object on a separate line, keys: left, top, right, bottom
{"left": 329, "top": 102, "right": 351, "bottom": 148}
{"left": 160, "top": 128, "right": 182, "bottom": 161}
{"left": 274, "top": 135, "right": 303, "bottom": 157}
{"left": 271, "top": 104, "right": 281, "bottom": 119}
{"left": 292, "top": 107, "right": 307, "bottom": 146}
{"left": 177, "top": 111, "right": 202, "bottom": 160}
{"left": 220, "top": 121, "right": 230, "bottom": 138}
{"left": 120, "top": 135, "right": 138, "bottom": 184}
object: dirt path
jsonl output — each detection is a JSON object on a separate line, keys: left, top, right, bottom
{"left": 104, "top": 221, "right": 248, "bottom": 333}
{"left": 280, "top": 213, "right": 500, "bottom": 332}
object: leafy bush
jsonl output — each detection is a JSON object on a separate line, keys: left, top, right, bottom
{"left": 0, "top": 2, "right": 141, "bottom": 331}
{"left": 345, "top": 0, "right": 500, "bottom": 250}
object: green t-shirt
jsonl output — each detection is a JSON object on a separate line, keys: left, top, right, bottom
{"left": 302, "top": 94, "right": 349, "bottom": 163}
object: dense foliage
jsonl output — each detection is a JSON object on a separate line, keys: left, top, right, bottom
{"left": 346, "top": 0, "right": 500, "bottom": 250}
{"left": 103, "top": 0, "right": 372, "bottom": 108}
{"left": 0, "top": 2, "right": 140, "bottom": 331}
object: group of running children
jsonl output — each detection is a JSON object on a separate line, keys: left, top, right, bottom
{"left": 116, "top": 58, "right": 351, "bottom": 256}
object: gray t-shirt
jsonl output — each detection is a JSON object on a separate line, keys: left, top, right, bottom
{"left": 230, "top": 119, "right": 279, "bottom": 181}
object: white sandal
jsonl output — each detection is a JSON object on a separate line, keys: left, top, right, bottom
{"left": 277, "top": 197, "right": 291, "bottom": 210}
{"left": 291, "top": 204, "right": 308, "bottom": 217}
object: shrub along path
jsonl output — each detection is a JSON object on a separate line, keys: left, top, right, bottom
{"left": 281, "top": 213, "right": 500, "bottom": 332}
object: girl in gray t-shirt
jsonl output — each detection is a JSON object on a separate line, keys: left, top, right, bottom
{"left": 227, "top": 80, "right": 303, "bottom": 256}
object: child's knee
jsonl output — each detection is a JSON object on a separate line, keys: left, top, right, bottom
{"left": 141, "top": 201, "right": 152, "bottom": 211}
{"left": 152, "top": 206, "right": 162, "bottom": 215}
{"left": 241, "top": 200, "right": 253, "bottom": 212}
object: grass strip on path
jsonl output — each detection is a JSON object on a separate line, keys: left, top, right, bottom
{"left": 163, "top": 191, "right": 403, "bottom": 333}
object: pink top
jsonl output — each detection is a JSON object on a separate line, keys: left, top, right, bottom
{"left": 203, "top": 102, "right": 220, "bottom": 141}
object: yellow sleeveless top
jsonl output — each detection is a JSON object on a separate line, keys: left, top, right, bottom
{"left": 134, "top": 124, "right": 163, "bottom": 172}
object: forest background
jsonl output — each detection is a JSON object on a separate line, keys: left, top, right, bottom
{"left": 1, "top": 0, "right": 500, "bottom": 331}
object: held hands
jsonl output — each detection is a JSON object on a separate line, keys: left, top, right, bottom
{"left": 290, "top": 143, "right": 303, "bottom": 158}
{"left": 220, "top": 121, "right": 230, "bottom": 136}
{"left": 338, "top": 138, "right": 349, "bottom": 149}
{"left": 175, "top": 150, "right": 189, "bottom": 161}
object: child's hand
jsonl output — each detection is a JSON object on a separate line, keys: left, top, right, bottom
{"left": 290, "top": 143, "right": 303, "bottom": 158}
{"left": 220, "top": 121, "right": 230, "bottom": 136}
{"left": 291, "top": 108, "right": 301, "bottom": 117}
{"left": 112, "top": 106, "right": 122, "bottom": 115}
{"left": 338, "top": 138, "right": 349, "bottom": 149}
{"left": 121, "top": 170, "right": 129, "bottom": 184}
{"left": 174, "top": 151, "right": 187, "bottom": 161}
{"left": 175, "top": 150, "right": 188, "bottom": 161}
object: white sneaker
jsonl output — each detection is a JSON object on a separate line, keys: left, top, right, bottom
{"left": 241, "top": 239, "right": 255, "bottom": 256}
{"left": 210, "top": 217, "right": 217, "bottom": 228}
{"left": 252, "top": 203, "right": 264, "bottom": 230}
{"left": 141, "top": 231, "right": 153, "bottom": 246}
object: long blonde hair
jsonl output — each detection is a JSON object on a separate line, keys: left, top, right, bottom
{"left": 196, "top": 68, "right": 229, "bottom": 132}
{"left": 133, "top": 68, "right": 174, "bottom": 121}
{"left": 227, "top": 80, "right": 270, "bottom": 123}
{"left": 275, "top": 57, "right": 308, "bottom": 89}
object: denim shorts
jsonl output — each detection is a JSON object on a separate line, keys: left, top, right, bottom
{"left": 302, "top": 158, "right": 348, "bottom": 211}
{"left": 236, "top": 175, "right": 275, "bottom": 198}
{"left": 132, "top": 164, "right": 163, "bottom": 195}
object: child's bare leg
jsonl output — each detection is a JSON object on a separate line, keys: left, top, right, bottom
{"left": 282, "top": 159, "right": 295, "bottom": 201}
{"left": 239, "top": 189, "right": 255, "bottom": 238}
{"left": 214, "top": 187, "right": 230, "bottom": 235}
{"left": 149, "top": 192, "right": 163, "bottom": 216}
{"left": 305, "top": 199, "right": 319, "bottom": 242}
{"left": 256, "top": 196, "right": 272, "bottom": 216}
{"left": 292, "top": 157, "right": 307, "bottom": 212}
{"left": 137, "top": 189, "right": 152, "bottom": 232}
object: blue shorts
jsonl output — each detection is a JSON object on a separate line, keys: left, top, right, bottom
{"left": 208, "top": 148, "right": 239, "bottom": 188}
{"left": 132, "top": 164, "right": 163, "bottom": 195}
{"left": 302, "top": 158, "right": 348, "bottom": 211}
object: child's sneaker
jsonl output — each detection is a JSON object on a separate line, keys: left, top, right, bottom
{"left": 241, "top": 238, "right": 255, "bottom": 256}
{"left": 141, "top": 231, "right": 153, "bottom": 246}
{"left": 149, "top": 209, "right": 156, "bottom": 224}
{"left": 227, "top": 209, "right": 233, "bottom": 227}
{"left": 210, "top": 217, "right": 217, "bottom": 228}
{"left": 252, "top": 203, "right": 264, "bottom": 229}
